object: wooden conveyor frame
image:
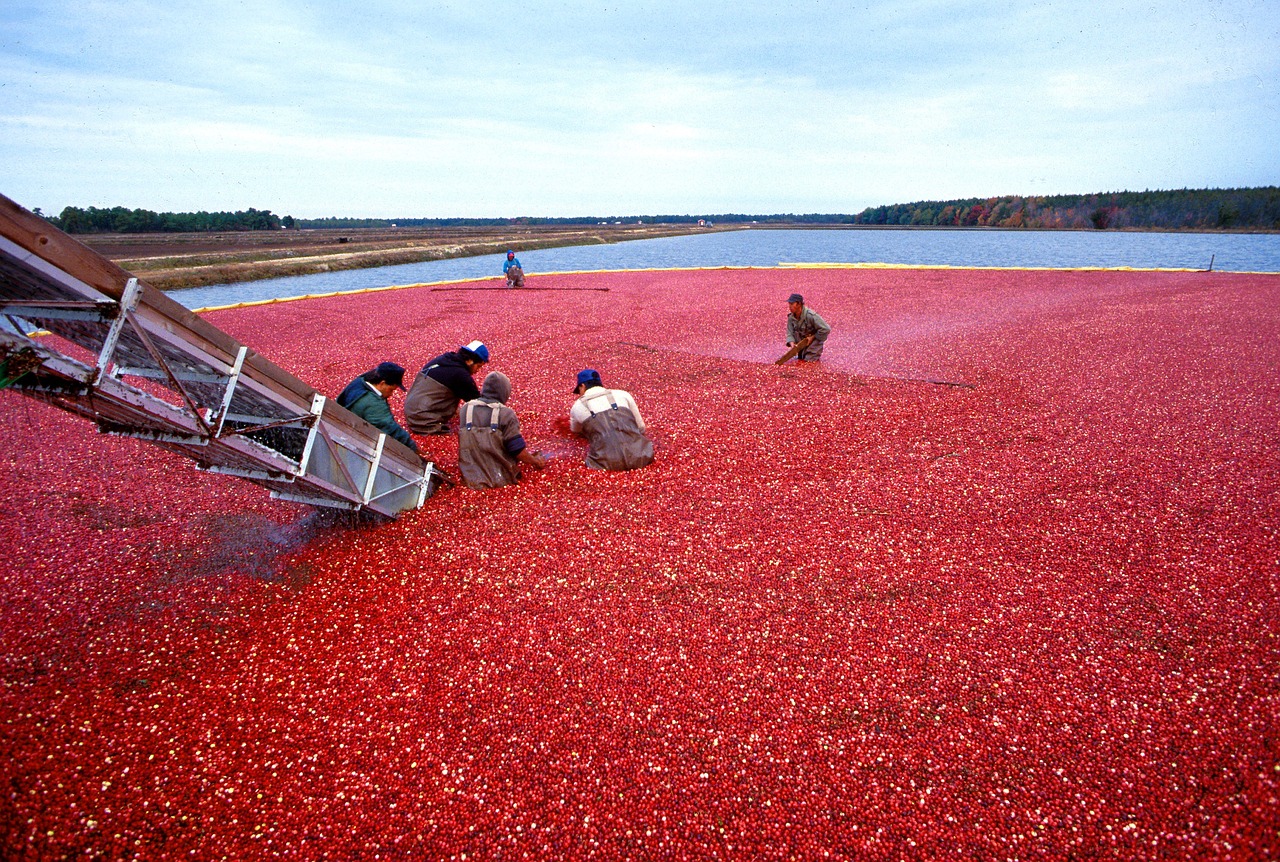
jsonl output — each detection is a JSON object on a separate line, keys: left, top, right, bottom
{"left": 0, "top": 194, "right": 438, "bottom": 518}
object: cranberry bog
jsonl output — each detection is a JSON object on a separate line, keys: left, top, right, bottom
{"left": 2, "top": 266, "right": 1277, "bottom": 859}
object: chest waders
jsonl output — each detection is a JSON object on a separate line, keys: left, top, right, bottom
{"left": 582, "top": 393, "right": 655, "bottom": 471}
{"left": 405, "top": 372, "right": 459, "bottom": 434}
{"left": 457, "top": 399, "right": 519, "bottom": 488}
{"left": 793, "top": 312, "right": 826, "bottom": 361}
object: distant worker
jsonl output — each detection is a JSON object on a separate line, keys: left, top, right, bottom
{"left": 336, "top": 361, "right": 420, "bottom": 453}
{"left": 503, "top": 250, "right": 525, "bottom": 288}
{"left": 457, "top": 372, "right": 546, "bottom": 488}
{"left": 569, "top": 369, "right": 654, "bottom": 471}
{"left": 404, "top": 340, "right": 490, "bottom": 435}
{"left": 785, "top": 293, "right": 831, "bottom": 362}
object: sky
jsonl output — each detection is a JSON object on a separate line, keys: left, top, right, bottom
{"left": 1, "top": 0, "right": 1277, "bottom": 219}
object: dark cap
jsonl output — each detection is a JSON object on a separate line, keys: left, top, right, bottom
{"left": 374, "top": 361, "right": 406, "bottom": 389}
{"left": 574, "top": 368, "right": 602, "bottom": 392}
{"left": 787, "top": 293, "right": 804, "bottom": 304}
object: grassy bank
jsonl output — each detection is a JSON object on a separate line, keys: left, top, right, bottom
{"left": 79, "top": 223, "right": 739, "bottom": 290}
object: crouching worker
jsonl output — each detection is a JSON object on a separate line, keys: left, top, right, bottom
{"left": 457, "top": 372, "right": 546, "bottom": 489}
{"left": 569, "top": 368, "right": 654, "bottom": 471}
{"left": 405, "top": 340, "right": 489, "bottom": 435}
{"left": 336, "top": 361, "right": 421, "bottom": 454}
{"left": 785, "top": 293, "right": 831, "bottom": 362}
{"left": 503, "top": 250, "right": 524, "bottom": 287}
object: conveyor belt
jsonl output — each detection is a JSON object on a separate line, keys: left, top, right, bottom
{"left": 0, "top": 194, "right": 439, "bottom": 519}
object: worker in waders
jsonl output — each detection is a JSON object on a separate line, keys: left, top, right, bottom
{"left": 404, "top": 340, "right": 489, "bottom": 435}
{"left": 785, "top": 293, "right": 831, "bottom": 362}
{"left": 457, "top": 372, "right": 546, "bottom": 489}
{"left": 503, "top": 250, "right": 524, "bottom": 287}
{"left": 335, "top": 361, "right": 426, "bottom": 459}
{"left": 568, "top": 369, "right": 654, "bottom": 471}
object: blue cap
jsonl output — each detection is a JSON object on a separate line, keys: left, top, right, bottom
{"left": 373, "top": 361, "right": 406, "bottom": 389}
{"left": 787, "top": 293, "right": 804, "bottom": 304}
{"left": 574, "top": 368, "right": 602, "bottom": 392}
{"left": 460, "top": 340, "right": 490, "bottom": 363}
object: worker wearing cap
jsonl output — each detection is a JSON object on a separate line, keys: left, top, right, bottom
{"left": 569, "top": 368, "right": 654, "bottom": 471}
{"left": 457, "top": 372, "right": 546, "bottom": 488}
{"left": 785, "top": 293, "right": 831, "bottom": 362}
{"left": 336, "top": 361, "right": 419, "bottom": 452}
{"left": 405, "top": 340, "right": 490, "bottom": 435}
{"left": 503, "top": 250, "right": 524, "bottom": 288}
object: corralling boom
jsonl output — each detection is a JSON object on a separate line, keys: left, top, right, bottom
{"left": 0, "top": 194, "right": 440, "bottom": 519}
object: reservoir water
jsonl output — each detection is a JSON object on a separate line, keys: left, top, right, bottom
{"left": 174, "top": 227, "right": 1280, "bottom": 310}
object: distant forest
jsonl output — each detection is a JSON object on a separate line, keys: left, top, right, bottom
{"left": 40, "top": 186, "right": 1280, "bottom": 233}
{"left": 43, "top": 206, "right": 288, "bottom": 233}
{"left": 850, "top": 187, "right": 1280, "bottom": 230}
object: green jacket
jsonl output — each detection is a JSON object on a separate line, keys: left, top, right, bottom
{"left": 345, "top": 385, "right": 418, "bottom": 451}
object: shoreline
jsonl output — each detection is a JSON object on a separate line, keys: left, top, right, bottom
{"left": 77, "top": 223, "right": 742, "bottom": 290}
{"left": 76, "top": 222, "right": 1278, "bottom": 291}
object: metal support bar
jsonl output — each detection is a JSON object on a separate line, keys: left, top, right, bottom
{"left": 418, "top": 464, "right": 435, "bottom": 507}
{"left": 0, "top": 304, "right": 119, "bottom": 324}
{"left": 220, "top": 412, "right": 316, "bottom": 438}
{"left": 269, "top": 489, "right": 362, "bottom": 510}
{"left": 198, "top": 464, "right": 297, "bottom": 482}
{"left": 114, "top": 367, "right": 231, "bottom": 384}
{"left": 212, "top": 345, "right": 248, "bottom": 435}
{"left": 315, "top": 420, "right": 365, "bottom": 497}
{"left": 363, "top": 434, "right": 387, "bottom": 502}
{"left": 0, "top": 299, "right": 116, "bottom": 311}
{"left": 3, "top": 315, "right": 34, "bottom": 336}
{"left": 219, "top": 410, "right": 311, "bottom": 426}
{"left": 94, "top": 277, "right": 142, "bottom": 382}
{"left": 295, "top": 393, "right": 327, "bottom": 476}
{"left": 123, "top": 307, "right": 214, "bottom": 438}
{"left": 98, "top": 425, "right": 210, "bottom": 445}
{"left": 366, "top": 472, "right": 430, "bottom": 505}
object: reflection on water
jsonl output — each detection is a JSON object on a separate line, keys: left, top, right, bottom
{"left": 173, "top": 228, "right": 1280, "bottom": 310}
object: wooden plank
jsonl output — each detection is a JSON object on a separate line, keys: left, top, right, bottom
{"left": 0, "top": 194, "right": 136, "bottom": 300}
{"left": 774, "top": 335, "right": 813, "bottom": 365}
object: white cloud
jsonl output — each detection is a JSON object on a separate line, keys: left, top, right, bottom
{"left": 2, "top": 0, "right": 1277, "bottom": 216}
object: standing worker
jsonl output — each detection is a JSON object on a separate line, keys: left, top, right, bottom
{"left": 457, "top": 372, "right": 546, "bottom": 488}
{"left": 569, "top": 368, "right": 654, "bottom": 471}
{"left": 404, "top": 340, "right": 490, "bottom": 435}
{"left": 503, "top": 250, "right": 525, "bottom": 288}
{"left": 336, "top": 361, "right": 421, "bottom": 454}
{"left": 785, "top": 293, "right": 831, "bottom": 362}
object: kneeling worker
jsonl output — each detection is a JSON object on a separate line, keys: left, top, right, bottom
{"left": 569, "top": 368, "right": 654, "bottom": 471}
{"left": 405, "top": 340, "right": 489, "bottom": 435}
{"left": 457, "top": 372, "right": 546, "bottom": 489}
{"left": 336, "top": 361, "right": 420, "bottom": 454}
{"left": 503, "top": 250, "right": 524, "bottom": 288}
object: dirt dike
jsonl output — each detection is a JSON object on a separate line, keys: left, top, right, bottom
{"left": 77, "top": 223, "right": 736, "bottom": 289}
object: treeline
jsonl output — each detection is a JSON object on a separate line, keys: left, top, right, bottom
{"left": 292, "top": 213, "right": 846, "bottom": 229}
{"left": 39, "top": 187, "right": 1280, "bottom": 233}
{"left": 44, "top": 206, "right": 290, "bottom": 233}
{"left": 294, "top": 189, "right": 1280, "bottom": 231}
{"left": 851, "top": 187, "right": 1280, "bottom": 230}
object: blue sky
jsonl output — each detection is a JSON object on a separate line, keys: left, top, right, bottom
{"left": 2, "top": 0, "right": 1277, "bottom": 218}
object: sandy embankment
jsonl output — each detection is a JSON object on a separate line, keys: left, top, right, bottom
{"left": 78, "top": 223, "right": 735, "bottom": 289}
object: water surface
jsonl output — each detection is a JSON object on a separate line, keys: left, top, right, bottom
{"left": 175, "top": 228, "right": 1280, "bottom": 309}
